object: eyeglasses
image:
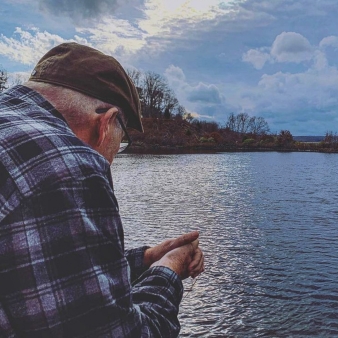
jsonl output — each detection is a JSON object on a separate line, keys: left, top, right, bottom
{"left": 96, "top": 108, "right": 132, "bottom": 153}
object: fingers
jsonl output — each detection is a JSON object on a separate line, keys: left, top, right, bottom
{"left": 168, "top": 231, "right": 199, "bottom": 251}
{"left": 143, "top": 232, "right": 200, "bottom": 267}
{"left": 150, "top": 240, "right": 204, "bottom": 280}
{"left": 188, "top": 247, "right": 204, "bottom": 278}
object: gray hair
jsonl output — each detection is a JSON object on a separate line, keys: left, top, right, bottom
{"left": 25, "top": 81, "right": 110, "bottom": 128}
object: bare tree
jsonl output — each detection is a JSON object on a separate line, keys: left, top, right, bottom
{"left": 126, "top": 68, "right": 142, "bottom": 89}
{"left": 249, "top": 116, "right": 270, "bottom": 135}
{"left": 226, "top": 112, "right": 236, "bottom": 131}
{"left": 226, "top": 112, "right": 270, "bottom": 135}
{"left": 162, "top": 89, "right": 179, "bottom": 117}
{"left": 142, "top": 72, "right": 169, "bottom": 118}
{"left": 226, "top": 112, "right": 251, "bottom": 133}
{"left": 236, "top": 113, "right": 251, "bottom": 133}
{"left": 126, "top": 68, "right": 181, "bottom": 119}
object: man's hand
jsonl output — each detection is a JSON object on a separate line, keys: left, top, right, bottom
{"left": 189, "top": 246, "right": 204, "bottom": 278}
{"left": 143, "top": 231, "right": 199, "bottom": 267}
{"left": 150, "top": 239, "right": 204, "bottom": 280}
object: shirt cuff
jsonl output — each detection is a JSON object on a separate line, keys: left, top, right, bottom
{"left": 125, "top": 246, "right": 150, "bottom": 282}
{"left": 133, "top": 266, "right": 184, "bottom": 303}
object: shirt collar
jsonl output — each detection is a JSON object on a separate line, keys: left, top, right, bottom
{"left": 4, "top": 85, "right": 67, "bottom": 123}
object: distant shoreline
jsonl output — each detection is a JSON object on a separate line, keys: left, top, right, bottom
{"left": 125, "top": 145, "right": 338, "bottom": 155}
{"left": 126, "top": 118, "right": 338, "bottom": 155}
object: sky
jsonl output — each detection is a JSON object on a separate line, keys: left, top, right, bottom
{"left": 1, "top": 0, "right": 338, "bottom": 135}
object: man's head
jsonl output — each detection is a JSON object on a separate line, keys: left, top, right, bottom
{"left": 27, "top": 43, "right": 142, "bottom": 163}
{"left": 29, "top": 42, "right": 142, "bottom": 132}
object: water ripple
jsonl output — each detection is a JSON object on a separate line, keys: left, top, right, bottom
{"left": 113, "top": 152, "right": 338, "bottom": 337}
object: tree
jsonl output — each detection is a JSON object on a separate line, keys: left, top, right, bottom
{"left": 184, "top": 112, "right": 194, "bottom": 123}
{"left": 163, "top": 108, "right": 171, "bottom": 119}
{"left": 226, "top": 112, "right": 236, "bottom": 131}
{"left": 126, "top": 68, "right": 142, "bottom": 88}
{"left": 249, "top": 116, "right": 270, "bottom": 135}
{"left": 162, "top": 89, "right": 178, "bottom": 116}
{"left": 277, "top": 130, "right": 294, "bottom": 146}
{"left": 126, "top": 69, "right": 181, "bottom": 119}
{"left": 323, "top": 131, "right": 338, "bottom": 144}
{"left": 236, "top": 113, "right": 251, "bottom": 134}
{"left": 0, "top": 67, "right": 8, "bottom": 92}
{"left": 142, "top": 72, "right": 167, "bottom": 118}
{"left": 174, "top": 105, "right": 185, "bottom": 121}
{"left": 226, "top": 112, "right": 251, "bottom": 133}
{"left": 226, "top": 112, "right": 270, "bottom": 135}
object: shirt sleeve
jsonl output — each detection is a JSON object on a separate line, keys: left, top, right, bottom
{"left": 125, "top": 246, "right": 150, "bottom": 282}
{"left": 0, "top": 174, "right": 183, "bottom": 338}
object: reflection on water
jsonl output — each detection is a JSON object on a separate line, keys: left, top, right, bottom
{"left": 112, "top": 152, "right": 338, "bottom": 337}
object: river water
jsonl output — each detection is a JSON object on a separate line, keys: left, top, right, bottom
{"left": 112, "top": 152, "right": 338, "bottom": 337}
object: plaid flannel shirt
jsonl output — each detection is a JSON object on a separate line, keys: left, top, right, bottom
{"left": 0, "top": 86, "right": 183, "bottom": 338}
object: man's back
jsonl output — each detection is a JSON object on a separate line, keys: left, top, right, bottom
{"left": 0, "top": 85, "right": 139, "bottom": 337}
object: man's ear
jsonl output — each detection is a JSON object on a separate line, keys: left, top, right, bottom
{"left": 96, "top": 107, "right": 119, "bottom": 147}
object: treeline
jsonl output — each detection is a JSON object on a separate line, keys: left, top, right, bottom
{"left": 2, "top": 65, "right": 338, "bottom": 152}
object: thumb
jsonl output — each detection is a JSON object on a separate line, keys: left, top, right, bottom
{"left": 190, "top": 239, "right": 199, "bottom": 252}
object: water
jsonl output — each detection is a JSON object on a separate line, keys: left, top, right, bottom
{"left": 112, "top": 152, "right": 338, "bottom": 337}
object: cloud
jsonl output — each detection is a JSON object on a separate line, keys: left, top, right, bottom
{"left": 243, "top": 32, "right": 315, "bottom": 69}
{"left": 231, "top": 26, "right": 338, "bottom": 134}
{"left": 0, "top": 1, "right": 284, "bottom": 67}
{"left": 139, "top": 0, "right": 229, "bottom": 37}
{"left": 164, "top": 65, "right": 222, "bottom": 104}
{"left": 0, "top": 27, "right": 75, "bottom": 65}
{"left": 164, "top": 65, "right": 186, "bottom": 91}
{"left": 75, "top": 18, "right": 146, "bottom": 57}
{"left": 242, "top": 48, "right": 272, "bottom": 70}
{"left": 7, "top": 71, "right": 30, "bottom": 86}
{"left": 320, "top": 35, "right": 338, "bottom": 49}
{"left": 233, "top": 57, "right": 338, "bottom": 133}
{"left": 271, "top": 32, "right": 313, "bottom": 63}
{"left": 188, "top": 110, "right": 216, "bottom": 120}
{"left": 186, "top": 83, "right": 222, "bottom": 104}
{"left": 163, "top": 65, "right": 228, "bottom": 121}
{"left": 164, "top": 65, "right": 186, "bottom": 82}
{"left": 0, "top": 27, "right": 65, "bottom": 65}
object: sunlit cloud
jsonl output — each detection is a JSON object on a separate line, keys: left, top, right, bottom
{"left": 0, "top": 27, "right": 86, "bottom": 65}
{"left": 138, "top": 0, "right": 234, "bottom": 38}
{"left": 76, "top": 18, "right": 146, "bottom": 56}
{"left": 0, "top": 0, "right": 252, "bottom": 64}
{"left": 189, "top": 110, "right": 216, "bottom": 120}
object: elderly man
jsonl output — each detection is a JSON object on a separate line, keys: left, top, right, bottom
{"left": 0, "top": 43, "right": 204, "bottom": 337}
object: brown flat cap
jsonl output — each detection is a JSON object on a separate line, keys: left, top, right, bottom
{"left": 29, "top": 42, "right": 143, "bottom": 132}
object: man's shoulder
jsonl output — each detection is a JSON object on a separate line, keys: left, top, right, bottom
{"left": 0, "top": 104, "right": 109, "bottom": 199}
